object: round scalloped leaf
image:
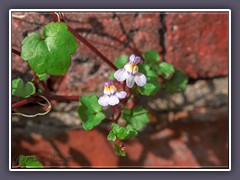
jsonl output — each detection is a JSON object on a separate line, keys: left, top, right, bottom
{"left": 107, "top": 131, "right": 116, "bottom": 141}
{"left": 142, "top": 49, "right": 160, "bottom": 68}
{"left": 78, "top": 94, "right": 105, "bottom": 130}
{"left": 21, "top": 22, "right": 78, "bottom": 76}
{"left": 122, "top": 106, "right": 150, "bottom": 131}
{"left": 164, "top": 70, "right": 188, "bottom": 93}
{"left": 157, "top": 62, "right": 175, "bottom": 78}
{"left": 138, "top": 64, "right": 158, "bottom": 78}
{"left": 138, "top": 77, "right": 160, "bottom": 96}
{"left": 114, "top": 54, "right": 129, "bottom": 68}
{"left": 80, "top": 94, "right": 103, "bottom": 113}
{"left": 107, "top": 124, "right": 138, "bottom": 141}
{"left": 12, "top": 78, "right": 36, "bottom": 98}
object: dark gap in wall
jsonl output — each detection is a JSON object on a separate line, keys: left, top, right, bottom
{"left": 159, "top": 13, "right": 167, "bottom": 62}
{"left": 187, "top": 75, "right": 228, "bottom": 85}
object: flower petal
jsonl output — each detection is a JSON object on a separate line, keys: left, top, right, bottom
{"left": 129, "top": 54, "right": 135, "bottom": 63}
{"left": 98, "top": 95, "right": 110, "bottom": 106}
{"left": 108, "top": 95, "right": 119, "bottom": 106}
{"left": 134, "top": 56, "right": 141, "bottom": 64}
{"left": 116, "top": 91, "right": 127, "bottom": 99}
{"left": 126, "top": 75, "right": 135, "bottom": 88}
{"left": 114, "top": 69, "right": 128, "bottom": 82}
{"left": 134, "top": 73, "right": 147, "bottom": 87}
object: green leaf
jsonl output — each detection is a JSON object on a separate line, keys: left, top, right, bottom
{"left": 114, "top": 144, "right": 126, "bottom": 157}
{"left": 117, "top": 127, "right": 128, "bottom": 140}
{"left": 78, "top": 94, "right": 106, "bottom": 130}
{"left": 108, "top": 124, "right": 137, "bottom": 141}
{"left": 107, "top": 131, "right": 116, "bottom": 141}
{"left": 19, "top": 155, "right": 43, "bottom": 168}
{"left": 114, "top": 54, "right": 128, "bottom": 68}
{"left": 138, "top": 64, "right": 160, "bottom": 96}
{"left": 138, "top": 77, "right": 160, "bottom": 96}
{"left": 80, "top": 94, "right": 102, "bottom": 113}
{"left": 122, "top": 106, "right": 150, "bottom": 131}
{"left": 138, "top": 64, "right": 158, "bottom": 78}
{"left": 21, "top": 22, "right": 78, "bottom": 76}
{"left": 80, "top": 111, "right": 105, "bottom": 131}
{"left": 109, "top": 72, "right": 115, "bottom": 80}
{"left": 157, "top": 62, "right": 175, "bottom": 78}
{"left": 12, "top": 78, "right": 36, "bottom": 98}
{"left": 143, "top": 50, "right": 160, "bottom": 68}
{"left": 112, "top": 124, "right": 120, "bottom": 134}
{"left": 125, "top": 125, "right": 138, "bottom": 139}
{"left": 164, "top": 70, "right": 189, "bottom": 93}
{"left": 37, "top": 73, "right": 47, "bottom": 81}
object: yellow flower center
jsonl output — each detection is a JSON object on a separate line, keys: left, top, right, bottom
{"left": 104, "top": 85, "right": 117, "bottom": 95}
{"left": 126, "top": 63, "right": 138, "bottom": 74}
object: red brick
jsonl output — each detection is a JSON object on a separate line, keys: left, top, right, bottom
{"left": 165, "top": 13, "right": 229, "bottom": 79}
{"left": 12, "top": 12, "right": 161, "bottom": 95}
{"left": 12, "top": 119, "right": 228, "bottom": 168}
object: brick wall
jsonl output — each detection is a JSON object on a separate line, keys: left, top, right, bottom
{"left": 12, "top": 12, "right": 229, "bottom": 95}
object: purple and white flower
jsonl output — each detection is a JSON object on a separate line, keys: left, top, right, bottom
{"left": 98, "top": 80, "right": 127, "bottom": 106}
{"left": 114, "top": 54, "right": 147, "bottom": 88}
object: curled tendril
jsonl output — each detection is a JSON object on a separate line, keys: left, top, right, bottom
{"left": 12, "top": 95, "right": 52, "bottom": 118}
{"left": 54, "top": 12, "right": 65, "bottom": 22}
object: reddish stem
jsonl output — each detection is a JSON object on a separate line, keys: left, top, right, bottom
{"left": 39, "top": 81, "right": 50, "bottom": 93}
{"left": 12, "top": 48, "right": 21, "bottom": 56}
{"left": 68, "top": 27, "right": 118, "bottom": 71}
{"left": 12, "top": 96, "right": 37, "bottom": 109}
{"left": 32, "top": 71, "right": 39, "bottom": 90}
{"left": 44, "top": 94, "right": 79, "bottom": 102}
{"left": 112, "top": 107, "right": 115, "bottom": 121}
{"left": 12, "top": 94, "right": 80, "bottom": 109}
{"left": 50, "top": 13, "right": 118, "bottom": 71}
{"left": 115, "top": 110, "right": 122, "bottom": 123}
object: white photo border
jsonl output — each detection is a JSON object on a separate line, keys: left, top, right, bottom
{"left": 9, "top": 9, "right": 231, "bottom": 171}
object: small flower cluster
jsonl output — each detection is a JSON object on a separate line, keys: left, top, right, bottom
{"left": 98, "top": 54, "right": 147, "bottom": 107}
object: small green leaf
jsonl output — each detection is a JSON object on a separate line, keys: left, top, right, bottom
{"left": 37, "top": 88, "right": 43, "bottom": 94}
{"left": 157, "top": 62, "right": 175, "bottom": 78}
{"left": 107, "top": 131, "right": 116, "bottom": 141}
{"left": 138, "top": 64, "right": 160, "bottom": 96}
{"left": 125, "top": 125, "right": 138, "bottom": 139}
{"left": 109, "top": 72, "right": 115, "bottom": 80}
{"left": 78, "top": 94, "right": 106, "bottom": 130}
{"left": 114, "top": 55, "right": 128, "bottom": 68}
{"left": 138, "top": 77, "right": 160, "bottom": 96}
{"left": 112, "top": 124, "right": 120, "bottom": 134}
{"left": 138, "top": 64, "right": 158, "bottom": 78}
{"left": 122, "top": 106, "right": 150, "bottom": 131}
{"left": 12, "top": 78, "right": 36, "bottom": 98}
{"left": 80, "top": 94, "right": 103, "bottom": 113}
{"left": 164, "top": 70, "right": 189, "bottom": 93}
{"left": 80, "top": 111, "right": 105, "bottom": 131}
{"left": 19, "top": 155, "right": 43, "bottom": 168}
{"left": 37, "top": 73, "right": 47, "bottom": 81}
{"left": 117, "top": 127, "right": 128, "bottom": 140}
{"left": 143, "top": 50, "right": 160, "bottom": 68}
{"left": 21, "top": 22, "right": 78, "bottom": 76}
{"left": 108, "top": 124, "right": 137, "bottom": 141}
{"left": 114, "top": 144, "right": 126, "bottom": 157}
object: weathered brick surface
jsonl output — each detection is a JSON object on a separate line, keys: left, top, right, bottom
{"left": 12, "top": 119, "right": 228, "bottom": 168}
{"left": 165, "top": 13, "right": 229, "bottom": 79}
{"left": 12, "top": 12, "right": 229, "bottom": 94}
{"left": 12, "top": 12, "right": 161, "bottom": 95}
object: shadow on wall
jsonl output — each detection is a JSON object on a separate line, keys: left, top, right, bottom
{"left": 12, "top": 116, "right": 228, "bottom": 168}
